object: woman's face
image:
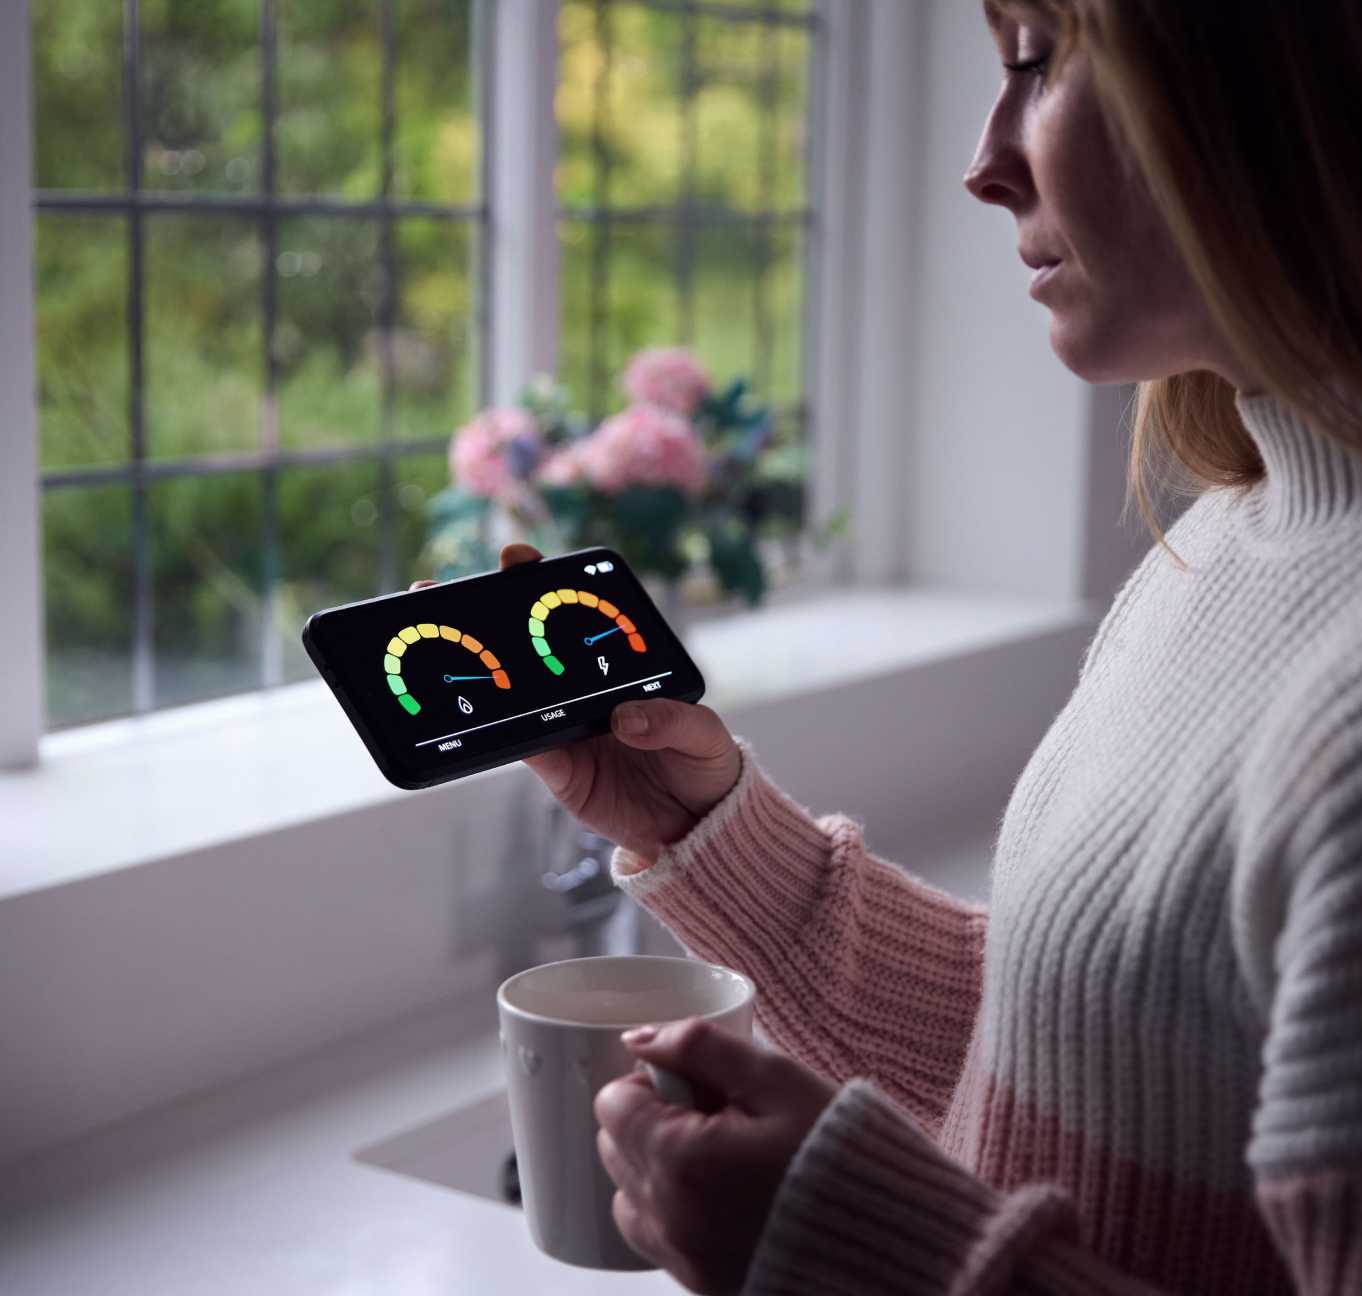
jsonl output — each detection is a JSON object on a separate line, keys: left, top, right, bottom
{"left": 965, "top": 9, "right": 1251, "bottom": 390}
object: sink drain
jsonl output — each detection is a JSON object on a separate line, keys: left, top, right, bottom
{"left": 500, "top": 1149, "right": 521, "bottom": 1206}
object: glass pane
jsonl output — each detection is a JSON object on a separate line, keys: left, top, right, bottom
{"left": 558, "top": 2, "right": 684, "bottom": 209}
{"left": 36, "top": 214, "right": 130, "bottom": 471}
{"left": 774, "top": 24, "right": 811, "bottom": 211}
{"left": 692, "top": 16, "right": 766, "bottom": 212}
{"left": 560, "top": 219, "right": 683, "bottom": 418}
{"left": 150, "top": 473, "right": 264, "bottom": 707}
{"left": 140, "top": 0, "right": 261, "bottom": 193}
{"left": 44, "top": 487, "right": 134, "bottom": 728}
{"left": 277, "top": 462, "right": 383, "bottom": 682}
{"left": 145, "top": 214, "right": 262, "bottom": 459}
{"left": 276, "top": 218, "right": 383, "bottom": 450}
{"left": 396, "top": 219, "right": 478, "bottom": 439}
{"left": 692, "top": 221, "right": 756, "bottom": 387}
{"left": 395, "top": 451, "right": 451, "bottom": 585}
{"left": 607, "top": 222, "right": 681, "bottom": 394}
{"left": 605, "top": 7, "right": 684, "bottom": 208}
{"left": 277, "top": 2, "right": 380, "bottom": 197}
{"left": 395, "top": 0, "right": 479, "bottom": 204}
{"left": 557, "top": 0, "right": 601, "bottom": 208}
{"left": 31, "top": 0, "right": 125, "bottom": 191}
{"left": 765, "top": 222, "right": 805, "bottom": 405}
{"left": 557, "top": 219, "right": 595, "bottom": 413}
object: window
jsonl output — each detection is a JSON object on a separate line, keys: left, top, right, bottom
{"left": 31, "top": 0, "right": 818, "bottom": 732}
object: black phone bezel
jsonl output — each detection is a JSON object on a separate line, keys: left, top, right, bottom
{"left": 301, "top": 547, "right": 706, "bottom": 790}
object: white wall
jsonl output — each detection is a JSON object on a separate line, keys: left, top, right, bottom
{"left": 905, "top": 1, "right": 1090, "bottom": 601}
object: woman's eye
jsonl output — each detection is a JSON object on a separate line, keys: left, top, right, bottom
{"left": 1002, "top": 54, "right": 1051, "bottom": 77}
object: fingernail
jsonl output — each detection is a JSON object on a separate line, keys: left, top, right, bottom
{"left": 621, "top": 1025, "right": 657, "bottom": 1045}
{"left": 615, "top": 705, "right": 648, "bottom": 736}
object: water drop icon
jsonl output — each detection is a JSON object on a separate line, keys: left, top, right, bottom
{"left": 458, "top": 695, "right": 473, "bottom": 715}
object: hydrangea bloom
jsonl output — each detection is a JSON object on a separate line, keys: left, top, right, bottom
{"left": 578, "top": 403, "right": 709, "bottom": 495}
{"left": 535, "top": 443, "right": 588, "bottom": 487}
{"left": 449, "top": 407, "right": 542, "bottom": 499}
{"left": 622, "top": 347, "right": 711, "bottom": 417}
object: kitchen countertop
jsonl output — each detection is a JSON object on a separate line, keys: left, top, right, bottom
{"left": 0, "top": 993, "right": 678, "bottom": 1295}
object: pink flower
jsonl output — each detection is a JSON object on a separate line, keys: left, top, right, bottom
{"left": 578, "top": 403, "right": 709, "bottom": 495}
{"left": 622, "top": 347, "right": 711, "bottom": 417}
{"left": 449, "top": 407, "right": 541, "bottom": 499}
{"left": 535, "top": 443, "right": 588, "bottom": 487}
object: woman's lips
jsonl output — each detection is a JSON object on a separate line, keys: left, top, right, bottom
{"left": 1029, "top": 260, "right": 1062, "bottom": 298}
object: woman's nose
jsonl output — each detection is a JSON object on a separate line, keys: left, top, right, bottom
{"left": 963, "top": 106, "right": 1029, "bottom": 211}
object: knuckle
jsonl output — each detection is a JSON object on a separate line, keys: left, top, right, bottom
{"left": 650, "top": 1115, "right": 691, "bottom": 1167}
{"left": 593, "top": 1079, "right": 623, "bottom": 1127}
{"left": 596, "top": 1126, "right": 615, "bottom": 1170}
{"left": 671, "top": 1016, "right": 710, "bottom": 1063}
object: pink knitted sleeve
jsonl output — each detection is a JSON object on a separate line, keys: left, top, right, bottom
{"left": 612, "top": 743, "right": 988, "bottom": 1131}
{"left": 742, "top": 1081, "right": 1361, "bottom": 1296}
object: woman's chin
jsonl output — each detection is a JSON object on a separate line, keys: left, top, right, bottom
{"left": 1047, "top": 313, "right": 1149, "bottom": 386}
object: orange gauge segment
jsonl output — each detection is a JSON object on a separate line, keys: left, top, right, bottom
{"left": 383, "top": 624, "right": 511, "bottom": 716}
{"left": 526, "top": 588, "right": 650, "bottom": 675}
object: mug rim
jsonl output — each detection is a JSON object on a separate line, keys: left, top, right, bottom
{"left": 496, "top": 954, "right": 755, "bottom": 1030}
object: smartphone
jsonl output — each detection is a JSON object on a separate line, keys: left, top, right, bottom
{"left": 302, "top": 547, "right": 706, "bottom": 790}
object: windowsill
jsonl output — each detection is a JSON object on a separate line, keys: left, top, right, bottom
{"left": 1, "top": 585, "right": 1093, "bottom": 902}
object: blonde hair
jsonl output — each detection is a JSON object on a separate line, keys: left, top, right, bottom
{"left": 986, "top": 0, "right": 1362, "bottom": 542}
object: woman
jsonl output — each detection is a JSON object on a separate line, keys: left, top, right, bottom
{"left": 426, "top": 0, "right": 1362, "bottom": 1290}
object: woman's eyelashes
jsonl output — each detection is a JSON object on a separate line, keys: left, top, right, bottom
{"left": 1003, "top": 53, "right": 1051, "bottom": 78}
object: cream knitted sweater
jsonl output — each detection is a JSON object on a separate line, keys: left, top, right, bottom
{"left": 612, "top": 392, "right": 1362, "bottom": 1294}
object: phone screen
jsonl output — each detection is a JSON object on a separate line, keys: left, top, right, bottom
{"left": 303, "top": 548, "right": 705, "bottom": 788}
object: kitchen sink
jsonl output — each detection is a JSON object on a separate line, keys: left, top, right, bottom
{"left": 356, "top": 1089, "right": 520, "bottom": 1207}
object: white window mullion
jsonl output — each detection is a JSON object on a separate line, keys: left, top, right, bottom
{"left": 810, "top": 0, "right": 927, "bottom": 587}
{"left": 486, "top": 0, "right": 562, "bottom": 407}
{"left": 1, "top": 0, "right": 42, "bottom": 770}
{"left": 806, "top": 0, "right": 866, "bottom": 584}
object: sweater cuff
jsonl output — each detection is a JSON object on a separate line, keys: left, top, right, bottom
{"left": 745, "top": 1080, "right": 1079, "bottom": 1296}
{"left": 608, "top": 738, "right": 840, "bottom": 949}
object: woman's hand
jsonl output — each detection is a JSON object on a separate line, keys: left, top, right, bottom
{"left": 593, "top": 1017, "right": 837, "bottom": 1295}
{"left": 411, "top": 544, "right": 742, "bottom": 862}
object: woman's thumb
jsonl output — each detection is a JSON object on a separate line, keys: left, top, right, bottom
{"left": 623, "top": 1018, "right": 771, "bottom": 1111}
{"left": 610, "top": 699, "right": 734, "bottom": 760}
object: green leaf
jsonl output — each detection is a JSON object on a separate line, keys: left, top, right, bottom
{"left": 706, "top": 523, "right": 766, "bottom": 605}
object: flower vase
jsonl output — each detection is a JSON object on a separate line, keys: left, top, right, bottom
{"left": 485, "top": 501, "right": 521, "bottom": 556}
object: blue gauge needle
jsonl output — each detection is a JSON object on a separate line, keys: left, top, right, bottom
{"left": 443, "top": 674, "right": 492, "bottom": 683}
{"left": 584, "top": 626, "right": 623, "bottom": 646}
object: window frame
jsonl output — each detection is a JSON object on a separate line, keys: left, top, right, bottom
{"left": 3, "top": 0, "right": 855, "bottom": 766}
{"left": 1, "top": 0, "right": 42, "bottom": 769}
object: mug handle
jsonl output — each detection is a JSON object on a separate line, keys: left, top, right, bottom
{"left": 643, "top": 1062, "right": 695, "bottom": 1108}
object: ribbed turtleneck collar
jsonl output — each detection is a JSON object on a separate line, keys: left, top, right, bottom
{"left": 1234, "top": 391, "right": 1362, "bottom": 541}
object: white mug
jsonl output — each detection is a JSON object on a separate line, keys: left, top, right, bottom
{"left": 496, "top": 954, "right": 756, "bottom": 1270}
